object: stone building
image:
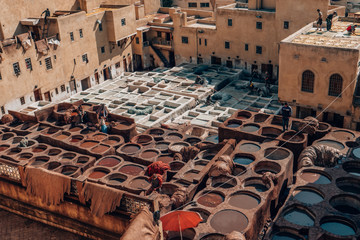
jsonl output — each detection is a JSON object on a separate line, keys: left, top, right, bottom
{"left": 278, "top": 18, "right": 360, "bottom": 130}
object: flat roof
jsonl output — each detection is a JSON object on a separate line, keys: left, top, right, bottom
{"left": 291, "top": 21, "right": 360, "bottom": 49}
{"left": 186, "top": 23, "right": 216, "bottom": 29}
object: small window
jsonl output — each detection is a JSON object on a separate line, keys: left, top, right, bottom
{"left": 329, "top": 74, "right": 343, "bottom": 97}
{"left": 45, "top": 57, "right": 52, "bottom": 70}
{"left": 82, "top": 53, "right": 88, "bottom": 63}
{"left": 13, "top": 62, "right": 21, "bottom": 76}
{"left": 70, "top": 32, "right": 74, "bottom": 41}
{"left": 199, "top": 38, "right": 201, "bottom": 45}
{"left": 25, "top": 58, "right": 32, "bottom": 70}
{"left": 182, "top": 36, "right": 188, "bottom": 44}
{"left": 188, "top": 2, "right": 197, "bottom": 7}
{"left": 54, "top": 55, "right": 57, "bottom": 60}
{"left": 115, "top": 62, "right": 121, "bottom": 68}
{"left": 301, "top": 70, "right": 315, "bottom": 93}
{"left": 1, "top": 106, "right": 5, "bottom": 115}
{"left": 205, "top": 39, "right": 207, "bottom": 46}
{"left": 200, "top": 2, "right": 209, "bottom": 7}
{"left": 136, "top": 37, "right": 139, "bottom": 44}
{"left": 256, "top": 46, "right": 262, "bottom": 54}
{"left": 225, "top": 41, "right": 230, "bottom": 49}
{"left": 79, "top": 29, "right": 83, "bottom": 38}
{"left": 228, "top": 19, "right": 232, "bottom": 26}
{"left": 0, "top": 72, "right": 2, "bottom": 80}
{"left": 39, "top": 61, "right": 42, "bottom": 65}
{"left": 20, "top": 97, "right": 25, "bottom": 105}
{"left": 61, "top": 84, "right": 66, "bottom": 92}
{"left": 256, "top": 22, "right": 262, "bottom": 29}
{"left": 284, "top": 21, "right": 289, "bottom": 29}
{"left": 245, "top": 44, "right": 249, "bottom": 51}
{"left": 99, "top": 23, "right": 103, "bottom": 31}
{"left": 55, "top": 88, "right": 59, "bottom": 95}
{"left": 157, "top": 31, "right": 162, "bottom": 38}
{"left": 121, "top": 18, "right": 126, "bottom": 26}
{"left": 101, "top": 46, "right": 105, "bottom": 53}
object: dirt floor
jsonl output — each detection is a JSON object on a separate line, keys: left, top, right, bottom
{"left": 0, "top": 209, "right": 88, "bottom": 240}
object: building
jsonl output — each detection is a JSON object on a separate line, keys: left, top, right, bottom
{"left": 278, "top": 17, "right": 360, "bottom": 130}
{"left": 0, "top": 0, "right": 159, "bottom": 116}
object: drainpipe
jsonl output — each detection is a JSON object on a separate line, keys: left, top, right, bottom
{"left": 196, "top": 28, "right": 198, "bottom": 64}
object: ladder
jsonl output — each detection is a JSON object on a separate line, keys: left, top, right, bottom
{"left": 42, "top": 20, "right": 49, "bottom": 39}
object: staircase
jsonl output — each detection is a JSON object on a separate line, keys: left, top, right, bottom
{"left": 42, "top": 21, "right": 49, "bottom": 39}
{"left": 150, "top": 44, "right": 169, "bottom": 67}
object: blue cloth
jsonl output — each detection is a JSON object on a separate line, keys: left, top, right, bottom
{"left": 100, "top": 124, "right": 108, "bottom": 134}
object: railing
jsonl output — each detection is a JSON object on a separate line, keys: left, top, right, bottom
{"left": 151, "top": 39, "right": 172, "bottom": 46}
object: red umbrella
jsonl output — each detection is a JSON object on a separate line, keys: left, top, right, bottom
{"left": 160, "top": 210, "right": 202, "bottom": 239}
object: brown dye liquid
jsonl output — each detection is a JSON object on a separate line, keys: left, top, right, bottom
{"left": 228, "top": 193, "right": 259, "bottom": 209}
{"left": 92, "top": 145, "right": 109, "bottom": 153}
{"left": 70, "top": 138, "right": 82, "bottom": 143}
{"left": 197, "top": 193, "right": 224, "bottom": 207}
{"left": 91, "top": 134, "right": 107, "bottom": 141}
{"left": 56, "top": 134, "right": 69, "bottom": 140}
{"left": 236, "top": 115, "right": 249, "bottom": 120}
{"left": 283, "top": 134, "right": 303, "bottom": 142}
{"left": 103, "top": 139, "right": 117, "bottom": 145}
{"left": 119, "top": 165, "right": 143, "bottom": 175}
{"left": 81, "top": 141, "right": 98, "bottom": 148}
{"left": 0, "top": 146, "right": 9, "bottom": 151}
{"left": 129, "top": 178, "right": 149, "bottom": 189}
{"left": 141, "top": 151, "right": 158, "bottom": 159}
{"left": 69, "top": 127, "right": 82, "bottom": 132}
{"left": 89, "top": 171, "right": 107, "bottom": 179}
{"left": 122, "top": 145, "right": 140, "bottom": 154}
{"left": 98, "top": 158, "right": 120, "bottom": 167}
{"left": 157, "top": 155, "right": 173, "bottom": 163}
{"left": 33, "top": 147, "right": 45, "bottom": 153}
{"left": 210, "top": 210, "right": 248, "bottom": 234}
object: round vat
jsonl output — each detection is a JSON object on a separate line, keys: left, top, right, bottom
{"left": 1, "top": 133, "right": 15, "bottom": 140}
{"left": 119, "top": 164, "right": 144, "bottom": 176}
{"left": 32, "top": 144, "right": 47, "bottom": 153}
{"left": 233, "top": 165, "right": 246, "bottom": 176}
{"left": 80, "top": 141, "right": 99, "bottom": 149}
{"left": 315, "top": 140, "right": 345, "bottom": 150}
{"left": 239, "top": 143, "right": 261, "bottom": 153}
{"left": 198, "top": 150, "right": 217, "bottom": 160}
{"left": 169, "top": 161, "right": 185, "bottom": 171}
{"left": 197, "top": 192, "right": 224, "bottom": 207}
{"left": 343, "top": 161, "right": 360, "bottom": 177}
{"left": 61, "top": 165, "right": 79, "bottom": 176}
{"left": 47, "top": 148, "right": 62, "bottom": 156}
{"left": 97, "top": 157, "right": 122, "bottom": 168}
{"left": 318, "top": 122, "right": 331, "bottom": 131}
{"left": 102, "top": 136, "right": 122, "bottom": 145}
{"left": 293, "top": 188, "right": 324, "bottom": 205}
{"left": 91, "top": 144, "right": 110, "bottom": 154}
{"left": 211, "top": 176, "right": 236, "bottom": 189}
{"left": 0, "top": 145, "right": 10, "bottom": 152}
{"left": 131, "top": 134, "right": 154, "bottom": 146}
{"left": 210, "top": 210, "right": 248, "bottom": 234}
{"left": 11, "top": 137, "right": 23, "bottom": 144}
{"left": 155, "top": 141, "right": 170, "bottom": 153}
{"left": 31, "top": 156, "right": 50, "bottom": 166}
{"left": 320, "top": 218, "right": 356, "bottom": 236}
{"left": 169, "top": 142, "right": 190, "bottom": 153}
{"left": 336, "top": 177, "right": 360, "bottom": 194}
{"left": 165, "top": 132, "right": 183, "bottom": 141}
{"left": 254, "top": 113, "right": 269, "bottom": 123}
{"left": 236, "top": 111, "right": 251, "bottom": 120}
{"left": 226, "top": 119, "right": 242, "bottom": 128}
{"left": 76, "top": 156, "right": 89, "bottom": 164}
{"left": 233, "top": 154, "right": 255, "bottom": 165}
{"left": 148, "top": 128, "right": 165, "bottom": 137}
{"left": 300, "top": 170, "right": 331, "bottom": 184}
{"left": 8, "top": 147, "right": 22, "bottom": 155}
{"left": 47, "top": 162, "right": 61, "bottom": 170}
{"left": 331, "top": 130, "right": 355, "bottom": 140}
{"left": 18, "top": 153, "right": 33, "bottom": 160}
{"left": 241, "top": 124, "right": 260, "bottom": 133}
{"left": 157, "top": 155, "right": 174, "bottom": 164}
{"left": 184, "top": 137, "right": 202, "bottom": 146}
{"left": 60, "top": 153, "right": 76, "bottom": 160}
{"left": 91, "top": 133, "right": 107, "bottom": 141}
{"left": 330, "top": 194, "right": 360, "bottom": 214}
{"left": 140, "top": 149, "right": 160, "bottom": 159}
{"left": 352, "top": 147, "right": 360, "bottom": 159}
{"left": 80, "top": 128, "right": 95, "bottom": 135}
{"left": 54, "top": 132, "right": 70, "bottom": 140}
{"left": 69, "top": 126, "right": 83, "bottom": 132}
{"left": 254, "top": 161, "right": 281, "bottom": 175}
{"left": 43, "top": 128, "right": 59, "bottom": 135}
{"left": 283, "top": 207, "right": 314, "bottom": 226}
{"left": 194, "top": 160, "right": 208, "bottom": 171}
{"left": 244, "top": 178, "right": 269, "bottom": 192}
{"left": 88, "top": 168, "right": 109, "bottom": 179}
{"left": 229, "top": 192, "right": 260, "bottom": 209}
{"left": 282, "top": 131, "right": 305, "bottom": 142}
{"left": 120, "top": 143, "right": 141, "bottom": 155}
{"left": 261, "top": 127, "right": 282, "bottom": 138}
{"left": 264, "top": 148, "right": 290, "bottom": 160}
{"left": 106, "top": 173, "right": 127, "bottom": 185}
{"left": 129, "top": 177, "right": 150, "bottom": 190}
{"left": 70, "top": 135, "right": 84, "bottom": 143}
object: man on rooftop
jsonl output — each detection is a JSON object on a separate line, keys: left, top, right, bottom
{"left": 326, "top": 11, "right": 337, "bottom": 31}
{"left": 316, "top": 9, "right": 323, "bottom": 31}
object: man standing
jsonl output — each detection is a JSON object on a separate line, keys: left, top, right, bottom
{"left": 326, "top": 11, "right": 337, "bottom": 31}
{"left": 281, "top": 102, "right": 292, "bottom": 132}
{"left": 316, "top": 9, "right": 323, "bottom": 31}
{"left": 41, "top": 8, "right": 51, "bottom": 25}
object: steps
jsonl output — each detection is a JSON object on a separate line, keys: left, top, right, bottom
{"left": 150, "top": 44, "right": 169, "bottom": 67}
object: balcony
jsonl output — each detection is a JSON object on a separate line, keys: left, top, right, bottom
{"left": 151, "top": 38, "right": 173, "bottom": 50}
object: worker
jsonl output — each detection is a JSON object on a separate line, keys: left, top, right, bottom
{"left": 195, "top": 75, "right": 205, "bottom": 85}
{"left": 146, "top": 173, "right": 163, "bottom": 195}
{"left": 326, "top": 11, "right": 337, "bottom": 31}
{"left": 18, "top": 137, "right": 28, "bottom": 148}
{"left": 281, "top": 102, "right": 292, "bottom": 132}
{"left": 264, "top": 71, "right": 271, "bottom": 89}
{"left": 316, "top": 9, "right": 323, "bottom": 31}
{"left": 99, "top": 118, "right": 109, "bottom": 134}
{"left": 96, "top": 104, "right": 109, "bottom": 121}
{"left": 41, "top": 8, "right": 51, "bottom": 25}
{"left": 347, "top": 24, "right": 357, "bottom": 34}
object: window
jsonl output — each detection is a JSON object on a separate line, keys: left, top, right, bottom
{"left": 101, "top": 46, "right": 105, "bottom": 53}
{"left": 256, "top": 46, "right": 262, "bottom": 54}
{"left": 157, "top": 31, "right": 162, "bottom": 38}
{"left": 70, "top": 32, "right": 74, "bottom": 41}
{"left": 225, "top": 41, "right": 230, "bottom": 49}
{"left": 284, "top": 21, "right": 289, "bottom": 29}
{"left": 188, "top": 2, "right": 197, "bottom": 7}
{"left": 13, "top": 62, "right": 21, "bottom": 76}
{"left": 99, "top": 23, "right": 103, "bottom": 31}
{"left": 0, "top": 72, "right": 2, "bottom": 80}
{"left": 115, "top": 62, "right": 121, "bottom": 68}
{"left": 20, "top": 97, "right": 25, "bottom": 105}
{"left": 25, "top": 58, "right": 32, "bottom": 70}
{"left": 329, "top": 74, "right": 343, "bottom": 97}
{"left": 55, "top": 88, "right": 59, "bottom": 95}
{"left": 256, "top": 22, "right": 262, "bottom": 29}
{"left": 45, "top": 57, "right": 52, "bottom": 70}
{"left": 39, "top": 61, "right": 42, "bottom": 65}
{"left": 182, "top": 36, "right": 188, "bottom": 44}
{"left": 301, "top": 70, "right": 315, "bottom": 93}
{"left": 1, "top": 106, "right": 5, "bottom": 115}
{"left": 82, "top": 53, "right": 88, "bottom": 63}
{"left": 121, "top": 18, "right": 126, "bottom": 26}
{"left": 228, "top": 19, "right": 232, "bottom": 26}
{"left": 61, "top": 84, "right": 66, "bottom": 92}
{"left": 245, "top": 44, "right": 249, "bottom": 51}
{"left": 54, "top": 55, "right": 57, "bottom": 60}
{"left": 205, "top": 39, "right": 207, "bottom": 46}
{"left": 200, "top": 2, "right": 209, "bottom": 7}
{"left": 199, "top": 38, "right": 201, "bottom": 45}
{"left": 136, "top": 37, "right": 139, "bottom": 44}
{"left": 79, "top": 29, "right": 83, "bottom": 38}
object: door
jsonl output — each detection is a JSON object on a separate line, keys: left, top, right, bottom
{"left": 103, "top": 67, "right": 111, "bottom": 80}
{"left": 44, "top": 91, "right": 51, "bottom": 102}
{"left": 211, "top": 56, "right": 221, "bottom": 65}
{"left": 134, "top": 54, "right": 143, "bottom": 71}
{"left": 81, "top": 77, "right": 90, "bottom": 90}
{"left": 252, "top": 64, "right": 258, "bottom": 73}
{"left": 69, "top": 80, "right": 77, "bottom": 94}
{"left": 226, "top": 60, "right": 233, "bottom": 68}
{"left": 94, "top": 72, "right": 99, "bottom": 84}
{"left": 123, "top": 58, "right": 128, "bottom": 72}
{"left": 33, "top": 89, "right": 42, "bottom": 101}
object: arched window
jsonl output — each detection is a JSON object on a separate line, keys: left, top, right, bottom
{"left": 301, "top": 70, "right": 315, "bottom": 93}
{"left": 328, "top": 74, "right": 343, "bottom": 97}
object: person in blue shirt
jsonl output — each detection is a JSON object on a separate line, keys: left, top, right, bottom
{"left": 281, "top": 102, "right": 292, "bottom": 132}
{"left": 99, "top": 118, "right": 108, "bottom": 134}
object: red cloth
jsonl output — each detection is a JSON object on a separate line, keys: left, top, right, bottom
{"left": 146, "top": 161, "right": 170, "bottom": 176}
{"left": 347, "top": 25, "right": 352, "bottom": 31}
